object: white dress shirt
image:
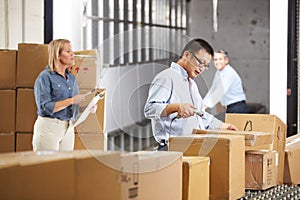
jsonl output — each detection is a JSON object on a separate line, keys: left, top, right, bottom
{"left": 203, "top": 64, "right": 246, "bottom": 108}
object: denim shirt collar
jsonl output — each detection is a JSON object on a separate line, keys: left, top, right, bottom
{"left": 47, "top": 65, "right": 70, "bottom": 79}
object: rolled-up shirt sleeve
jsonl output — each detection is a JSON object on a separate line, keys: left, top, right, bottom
{"left": 34, "top": 75, "right": 55, "bottom": 116}
{"left": 144, "top": 77, "right": 173, "bottom": 120}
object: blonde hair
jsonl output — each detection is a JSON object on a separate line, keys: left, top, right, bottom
{"left": 48, "top": 39, "right": 71, "bottom": 72}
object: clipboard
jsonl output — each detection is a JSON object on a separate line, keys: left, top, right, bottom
{"left": 66, "top": 90, "right": 105, "bottom": 133}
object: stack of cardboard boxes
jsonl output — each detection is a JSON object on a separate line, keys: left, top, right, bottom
{"left": 169, "top": 113, "right": 287, "bottom": 199}
{"left": 0, "top": 43, "right": 106, "bottom": 152}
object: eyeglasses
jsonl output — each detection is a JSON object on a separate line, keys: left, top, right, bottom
{"left": 189, "top": 51, "right": 210, "bottom": 70}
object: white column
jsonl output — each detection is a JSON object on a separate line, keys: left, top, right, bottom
{"left": 270, "top": 0, "right": 288, "bottom": 123}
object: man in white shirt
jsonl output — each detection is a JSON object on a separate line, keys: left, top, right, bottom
{"left": 144, "top": 39, "right": 237, "bottom": 150}
{"left": 203, "top": 50, "right": 248, "bottom": 113}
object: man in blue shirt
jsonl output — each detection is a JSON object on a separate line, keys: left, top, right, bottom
{"left": 144, "top": 39, "right": 237, "bottom": 150}
{"left": 203, "top": 50, "right": 248, "bottom": 113}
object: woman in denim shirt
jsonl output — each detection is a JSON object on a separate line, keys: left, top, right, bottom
{"left": 32, "top": 39, "right": 86, "bottom": 151}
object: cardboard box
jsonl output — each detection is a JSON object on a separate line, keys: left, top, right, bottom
{"left": 131, "top": 151, "right": 183, "bottom": 200}
{"left": 169, "top": 134, "right": 245, "bottom": 200}
{"left": 0, "top": 150, "right": 141, "bottom": 200}
{"left": 0, "top": 151, "right": 76, "bottom": 200}
{"left": 16, "top": 132, "right": 33, "bottom": 152}
{"left": 284, "top": 134, "right": 300, "bottom": 185}
{"left": 74, "top": 150, "right": 139, "bottom": 200}
{"left": 225, "top": 114, "right": 286, "bottom": 185}
{"left": 0, "top": 50, "right": 17, "bottom": 89}
{"left": 193, "top": 129, "right": 273, "bottom": 149}
{"left": 75, "top": 88, "right": 106, "bottom": 133}
{"left": 16, "top": 88, "right": 37, "bottom": 132}
{"left": 74, "top": 132, "right": 107, "bottom": 150}
{"left": 69, "top": 50, "right": 99, "bottom": 89}
{"left": 16, "top": 43, "right": 49, "bottom": 87}
{"left": 182, "top": 156, "right": 210, "bottom": 200}
{"left": 0, "top": 133, "right": 15, "bottom": 153}
{"left": 0, "top": 90, "right": 16, "bottom": 133}
{"left": 245, "top": 150, "right": 278, "bottom": 190}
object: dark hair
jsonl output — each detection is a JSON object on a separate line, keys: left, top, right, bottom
{"left": 181, "top": 38, "right": 214, "bottom": 56}
{"left": 216, "top": 49, "right": 229, "bottom": 58}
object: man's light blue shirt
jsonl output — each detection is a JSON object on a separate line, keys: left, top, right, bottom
{"left": 203, "top": 64, "right": 246, "bottom": 108}
{"left": 144, "top": 62, "right": 222, "bottom": 143}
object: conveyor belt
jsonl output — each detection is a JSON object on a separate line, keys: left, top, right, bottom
{"left": 239, "top": 184, "right": 300, "bottom": 200}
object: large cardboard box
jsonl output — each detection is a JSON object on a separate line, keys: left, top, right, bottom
{"left": 182, "top": 156, "right": 210, "bottom": 200}
{"left": 0, "top": 50, "right": 17, "bottom": 89}
{"left": 0, "top": 150, "right": 141, "bottom": 200}
{"left": 245, "top": 150, "right": 278, "bottom": 190}
{"left": 74, "top": 150, "right": 139, "bottom": 200}
{"left": 16, "top": 43, "right": 49, "bottom": 87}
{"left": 74, "top": 132, "right": 107, "bottom": 150}
{"left": 0, "top": 151, "right": 76, "bottom": 200}
{"left": 69, "top": 50, "right": 99, "bottom": 89}
{"left": 16, "top": 88, "right": 37, "bottom": 132}
{"left": 284, "top": 134, "right": 300, "bottom": 185}
{"left": 0, "top": 90, "right": 16, "bottom": 133}
{"left": 0, "top": 133, "right": 15, "bottom": 153}
{"left": 193, "top": 129, "right": 273, "bottom": 150}
{"left": 75, "top": 88, "right": 106, "bottom": 133}
{"left": 169, "top": 134, "right": 245, "bottom": 200}
{"left": 16, "top": 132, "right": 33, "bottom": 151}
{"left": 131, "top": 151, "right": 183, "bottom": 200}
{"left": 225, "top": 114, "right": 286, "bottom": 185}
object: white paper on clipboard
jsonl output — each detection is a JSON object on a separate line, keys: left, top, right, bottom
{"left": 66, "top": 94, "right": 102, "bottom": 134}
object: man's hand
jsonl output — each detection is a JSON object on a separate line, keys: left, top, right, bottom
{"left": 222, "top": 122, "right": 238, "bottom": 130}
{"left": 177, "top": 103, "right": 197, "bottom": 118}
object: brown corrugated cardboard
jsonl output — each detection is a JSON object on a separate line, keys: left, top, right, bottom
{"left": 16, "top": 132, "right": 33, "bottom": 151}
{"left": 193, "top": 129, "right": 273, "bottom": 148}
{"left": 69, "top": 50, "right": 98, "bottom": 89}
{"left": 74, "top": 150, "right": 139, "bottom": 200}
{"left": 0, "top": 90, "right": 16, "bottom": 133}
{"left": 182, "top": 156, "right": 210, "bottom": 200}
{"left": 169, "top": 134, "right": 245, "bottom": 200}
{"left": 74, "top": 132, "right": 107, "bottom": 150}
{"left": 245, "top": 150, "right": 278, "bottom": 190}
{"left": 284, "top": 134, "right": 300, "bottom": 185}
{"left": 16, "top": 88, "right": 37, "bottom": 132}
{"left": 16, "top": 43, "right": 49, "bottom": 87}
{"left": 0, "top": 133, "right": 15, "bottom": 153}
{"left": 75, "top": 88, "right": 106, "bottom": 133}
{"left": 0, "top": 50, "right": 17, "bottom": 89}
{"left": 225, "top": 114, "right": 286, "bottom": 185}
{"left": 0, "top": 151, "right": 76, "bottom": 200}
{"left": 0, "top": 150, "right": 141, "bottom": 200}
{"left": 131, "top": 151, "right": 183, "bottom": 200}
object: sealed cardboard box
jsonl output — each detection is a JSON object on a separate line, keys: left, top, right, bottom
{"left": 131, "top": 151, "right": 183, "bottom": 200}
{"left": 16, "top": 132, "right": 33, "bottom": 152}
{"left": 0, "top": 90, "right": 16, "bottom": 133}
{"left": 193, "top": 129, "right": 273, "bottom": 149}
{"left": 245, "top": 150, "right": 278, "bottom": 190}
{"left": 182, "top": 156, "right": 210, "bottom": 200}
{"left": 16, "top": 43, "right": 49, "bottom": 87}
{"left": 69, "top": 50, "right": 99, "bottom": 89}
{"left": 74, "top": 150, "right": 139, "bottom": 200}
{"left": 169, "top": 134, "right": 245, "bottom": 200}
{"left": 0, "top": 133, "right": 15, "bottom": 153}
{"left": 0, "top": 151, "right": 76, "bottom": 200}
{"left": 16, "top": 88, "right": 37, "bottom": 132}
{"left": 74, "top": 132, "right": 107, "bottom": 150}
{"left": 75, "top": 88, "right": 106, "bottom": 133}
{"left": 0, "top": 50, "right": 17, "bottom": 89}
{"left": 284, "top": 134, "right": 300, "bottom": 185}
{"left": 225, "top": 114, "right": 286, "bottom": 185}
